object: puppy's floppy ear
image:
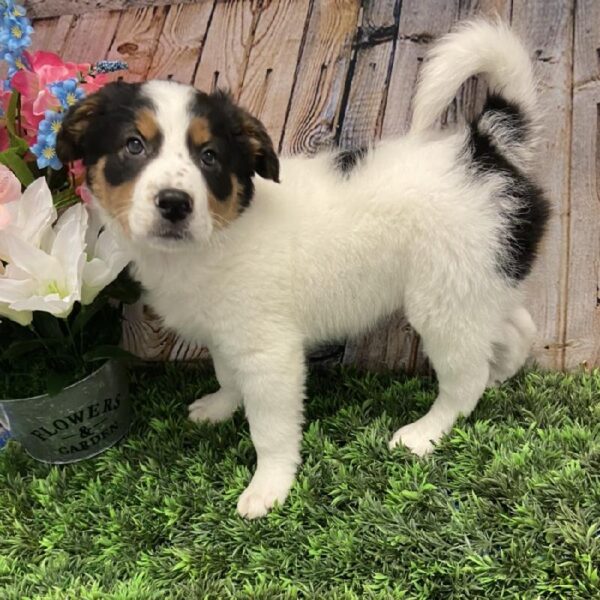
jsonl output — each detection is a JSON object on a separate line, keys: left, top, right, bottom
{"left": 237, "top": 107, "right": 280, "bottom": 183}
{"left": 56, "top": 92, "right": 104, "bottom": 163}
{"left": 214, "top": 90, "right": 280, "bottom": 183}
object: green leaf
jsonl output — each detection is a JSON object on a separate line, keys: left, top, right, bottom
{"left": 71, "top": 296, "right": 108, "bottom": 335}
{"left": 32, "top": 312, "right": 66, "bottom": 340}
{"left": 83, "top": 345, "right": 139, "bottom": 363}
{"left": 46, "top": 370, "right": 75, "bottom": 396}
{"left": 52, "top": 187, "right": 80, "bottom": 209}
{"left": 5, "top": 91, "right": 19, "bottom": 137}
{"left": 400, "top": 490, "right": 421, "bottom": 501}
{"left": 0, "top": 150, "right": 34, "bottom": 187}
{"left": 1, "top": 339, "right": 63, "bottom": 361}
{"left": 9, "top": 135, "right": 29, "bottom": 154}
{"left": 5, "top": 92, "right": 30, "bottom": 154}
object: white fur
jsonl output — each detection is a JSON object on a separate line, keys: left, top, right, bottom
{"left": 127, "top": 81, "right": 216, "bottom": 248}
{"left": 411, "top": 19, "right": 538, "bottom": 165}
{"left": 101, "top": 21, "right": 540, "bottom": 518}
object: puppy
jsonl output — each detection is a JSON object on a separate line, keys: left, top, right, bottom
{"left": 57, "top": 20, "right": 549, "bottom": 518}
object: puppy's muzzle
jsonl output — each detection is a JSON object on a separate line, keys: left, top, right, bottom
{"left": 155, "top": 188, "right": 193, "bottom": 223}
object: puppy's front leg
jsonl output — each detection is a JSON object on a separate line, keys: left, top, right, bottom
{"left": 188, "top": 349, "right": 242, "bottom": 424}
{"left": 235, "top": 346, "right": 305, "bottom": 519}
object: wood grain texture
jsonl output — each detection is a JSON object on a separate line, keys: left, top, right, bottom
{"left": 25, "top": 0, "right": 198, "bottom": 19}
{"left": 193, "top": 0, "right": 258, "bottom": 95}
{"left": 564, "top": 0, "right": 600, "bottom": 369}
{"left": 106, "top": 6, "right": 169, "bottom": 82}
{"left": 511, "top": 0, "right": 574, "bottom": 369}
{"left": 336, "top": 0, "right": 400, "bottom": 148}
{"left": 146, "top": 1, "right": 215, "bottom": 82}
{"left": 29, "top": 16, "right": 64, "bottom": 52}
{"left": 280, "top": 0, "right": 361, "bottom": 154}
{"left": 122, "top": 304, "right": 209, "bottom": 361}
{"left": 59, "top": 11, "right": 121, "bottom": 63}
{"left": 238, "top": 0, "right": 312, "bottom": 147}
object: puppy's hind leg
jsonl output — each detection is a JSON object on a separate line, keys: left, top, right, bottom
{"left": 189, "top": 349, "right": 242, "bottom": 424}
{"left": 390, "top": 301, "right": 494, "bottom": 456}
{"left": 488, "top": 306, "right": 536, "bottom": 387}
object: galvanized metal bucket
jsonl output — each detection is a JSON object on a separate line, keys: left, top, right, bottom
{"left": 0, "top": 360, "right": 131, "bottom": 464}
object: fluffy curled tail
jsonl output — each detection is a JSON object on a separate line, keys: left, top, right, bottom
{"left": 410, "top": 19, "right": 538, "bottom": 170}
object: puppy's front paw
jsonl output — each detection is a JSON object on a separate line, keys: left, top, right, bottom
{"left": 236, "top": 469, "right": 295, "bottom": 519}
{"left": 389, "top": 416, "right": 445, "bottom": 456}
{"left": 188, "top": 390, "right": 240, "bottom": 424}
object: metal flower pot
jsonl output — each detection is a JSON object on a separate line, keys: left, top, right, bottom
{"left": 0, "top": 360, "right": 131, "bottom": 464}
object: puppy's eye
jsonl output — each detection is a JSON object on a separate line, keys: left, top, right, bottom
{"left": 201, "top": 148, "right": 217, "bottom": 167}
{"left": 125, "top": 137, "right": 145, "bottom": 156}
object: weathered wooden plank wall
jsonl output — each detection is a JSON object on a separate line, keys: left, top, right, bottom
{"left": 23, "top": 0, "right": 600, "bottom": 372}
{"left": 565, "top": 0, "right": 600, "bottom": 370}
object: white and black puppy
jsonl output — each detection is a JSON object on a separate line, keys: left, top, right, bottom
{"left": 57, "top": 20, "right": 549, "bottom": 518}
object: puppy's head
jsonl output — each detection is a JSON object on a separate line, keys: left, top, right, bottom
{"left": 57, "top": 80, "right": 279, "bottom": 248}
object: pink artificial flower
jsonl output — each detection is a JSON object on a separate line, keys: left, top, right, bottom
{"left": 1, "top": 87, "right": 13, "bottom": 112}
{"left": 68, "top": 159, "right": 86, "bottom": 181}
{"left": 81, "top": 73, "right": 110, "bottom": 95}
{"left": 0, "top": 205, "right": 9, "bottom": 229}
{"left": 0, "top": 128, "right": 8, "bottom": 153}
{"left": 69, "top": 160, "right": 92, "bottom": 203}
{"left": 0, "top": 164, "right": 21, "bottom": 204}
{"left": 0, "top": 165, "right": 21, "bottom": 229}
{"left": 76, "top": 184, "right": 94, "bottom": 205}
{"left": 10, "top": 51, "right": 110, "bottom": 141}
{"left": 0, "top": 89, "right": 12, "bottom": 152}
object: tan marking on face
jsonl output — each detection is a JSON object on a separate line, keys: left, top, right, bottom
{"left": 135, "top": 108, "right": 160, "bottom": 143}
{"left": 88, "top": 157, "right": 136, "bottom": 235}
{"left": 189, "top": 116, "right": 212, "bottom": 146}
{"left": 208, "top": 176, "right": 243, "bottom": 229}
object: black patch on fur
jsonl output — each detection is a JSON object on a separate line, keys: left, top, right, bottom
{"left": 187, "top": 90, "right": 278, "bottom": 209}
{"left": 187, "top": 96, "right": 237, "bottom": 204}
{"left": 334, "top": 147, "right": 368, "bottom": 176}
{"left": 103, "top": 123, "right": 163, "bottom": 188}
{"left": 481, "top": 94, "right": 528, "bottom": 143}
{"left": 58, "top": 82, "right": 162, "bottom": 187}
{"left": 58, "top": 83, "right": 278, "bottom": 212}
{"left": 469, "top": 95, "right": 550, "bottom": 282}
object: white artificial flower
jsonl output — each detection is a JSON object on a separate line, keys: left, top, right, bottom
{"left": 0, "top": 262, "right": 32, "bottom": 325}
{"left": 81, "top": 206, "right": 130, "bottom": 305}
{"left": 0, "top": 203, "right": 87, "bottom": 319}
{"left": 0, "top": 178, "right": 129, "bottom": 326}
{"left": 0, "top": 177, "right": 57, "bottom": 261}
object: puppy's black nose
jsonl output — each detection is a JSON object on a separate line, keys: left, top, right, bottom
{"left": 155, "top": 189, "right": 193, "bottom": 223}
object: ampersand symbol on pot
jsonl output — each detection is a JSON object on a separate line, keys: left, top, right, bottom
{"left": 79, "top": 426, "right": 93, "bottom": 438}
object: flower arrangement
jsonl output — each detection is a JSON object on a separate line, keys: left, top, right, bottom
{"left": 0, "top": 1, "right": 137, "bottom": 399}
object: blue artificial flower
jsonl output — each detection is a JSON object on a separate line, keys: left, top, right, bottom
{"left": 48, "top": 78, "right": 86, "bottom": 110}
{"left": 1, "top": 1, "right": 31, "bottom": 86}
{"left": 3, "top": 48, "right": 27, "bottom": 79}
{"left": 31, "top": 132, "right": 63, "bottom": 171}
{"left": 37, "top": 110, "right": 65, "bottom": 145}
{"left": 92, "top": 59, "right": 128, "bottom": 74}
{"left": 0, "top": 14, "right": 33, "bottom": 53}
{"left": 1, "top": 1, "right": 27, "bottom": 19}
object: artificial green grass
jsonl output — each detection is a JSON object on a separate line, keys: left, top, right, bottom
{"left": 0, "top": 364, "right": 599, "bottom": 599}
